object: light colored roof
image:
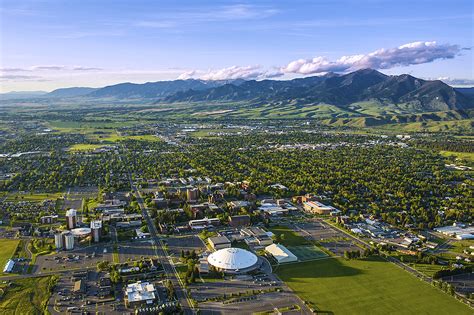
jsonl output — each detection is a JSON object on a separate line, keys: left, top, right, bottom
{"left": 265, "top": 243, "right": 298, "bottom": 263}
{"left": 126, "top": 281, "right": 156, "bottom": 303}
{"left": 3, "top": 259, "right": 15, "bottom": 273}
{"left": 207, "top": 247, "right": 258, "bottom": 271}
{"left": 70, "top": 227, "right": 91, "bottom": 237}
{"left": 66, "top": 209, "right": 77, "bottom": 216}
{"left": 90, "top": 220, "right": 102, "bottom": 229}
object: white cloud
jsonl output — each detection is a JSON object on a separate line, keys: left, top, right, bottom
{"left": 281, "top": 41, "right": 462, "bottom": 75}
{"left": 178, "top": 65, "right": 283, "bottom": 81}
{"left": 436, "top": 77, "right": 474, "bottom": 87}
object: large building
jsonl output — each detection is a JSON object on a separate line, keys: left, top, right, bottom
{"left": 265, "top": 243, "right": 298, "bottom": 264}
{"left": 303, "top": 201, "right": 335, "bottom": 215}
{"left": 66, "top": 209, "right": 77, "bottom": 229}
{"left": 186, "top": 188, "right": 199, "bottom": 202}
{"left": 208, "top": 236, "right": 231, "bottom": 250}
{"left": 3, "top": 259, "right": 15, "bottom": 273}
{"left": 125, "top": 281, "right": 157, "bottom": 307}
{"left": 207, "top": 247, "right": 259, "bottom": 274}
{"left": 63, "top": 231, "right": 75, "bottom": 250}
{"left": 54, "top": 233, "right": 63, "bottom": 249}
{"left": 90, "top": 220, "right": 102, "bottom": 242}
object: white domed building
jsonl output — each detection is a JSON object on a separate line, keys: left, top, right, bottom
{"left": 207, "top": 247, "right": 260, "bottom": 274}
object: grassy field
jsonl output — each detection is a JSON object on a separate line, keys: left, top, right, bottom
{"left": 277, "top": 257, "right": 472, "bottom": 314}
{"left": 0, "top": 239, "right": 20, "bottom": 272}
{"left": 0, "top": 276, "right": 57, "bottom": 314}
{"left": 102, "top": 134, "right": 162, "bottom": 142}
{"left": 440, "top": 151, "right": 474, "bottom": 163}
{"left": 5, "top": 192, "right": 64, "bottom": 202}
{"left": 287, "top": 245, "right": 328, "bottom": 261}
{"left": 268, "top": 225, "right": 310, "bottom": 246}
{"left": 68, "top": 143, "right": 106, "bottom": 152}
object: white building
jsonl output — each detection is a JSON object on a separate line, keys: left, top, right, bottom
{"left": 63, "top": 232, "right": 75, "bottom": 250}
{"left": 54, "top": 233, "right": 63, "bottom": 249}
{"left": 265, "top": 243, "right": 298, "bottom": 263}
{"left": 125, "top": 281, "right": 156, "bottom": 307}
{"left": 207, "top": 247, "right": 259, "bottom": 274}
{"left": 3, "top": 259, "right": 15, "bottom": 273}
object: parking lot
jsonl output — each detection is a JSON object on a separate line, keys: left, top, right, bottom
{"left": 294, "top": 220, "right": 362, "bottom": 256}
{"left": 117, "top": 239, "right": 157, "bottom": 263}
{"left": 191, "top": 274, "right": 310, "bottom": 314}
{"left": 35, "top": 244, "right": 113, "bottom": 274}
{"left": 164, "top": 235, "right": 206, "bottom": 257}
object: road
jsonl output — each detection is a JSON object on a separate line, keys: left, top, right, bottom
{"left": 132, "top": 184, "right": 194, "bottom": 314}
{"left": 120, "top": 145, "right": 194, "bottom": 314}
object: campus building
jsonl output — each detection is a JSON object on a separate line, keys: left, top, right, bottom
{"left": 66, "top": 209, "right": 77, "bottom": 229}
{"left": 207, "top": 247, "right": 259, "bottom": 274}
{"left": 124, "top": 281, "right": 157, "bottom": 307}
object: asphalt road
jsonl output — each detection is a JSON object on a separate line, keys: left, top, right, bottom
{"left": 124, "top": 158, "right": 194, "bottom": 315}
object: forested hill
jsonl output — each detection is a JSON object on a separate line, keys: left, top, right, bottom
{"left": 163, "top": 69, "right": 474, "bottom": 112}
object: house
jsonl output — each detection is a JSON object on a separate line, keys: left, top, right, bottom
{"left": 208, "top": 236, "right": 231, "bottom": 250}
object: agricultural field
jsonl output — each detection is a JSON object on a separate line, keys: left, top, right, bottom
{"left": 0, "top": 239, "right": 20, "bottom": 272}
{"left": 0, "top": 276, "right": 57, "bottom": 314}
{"left": 277, "top": 257, "right": 472, "bottom": 314}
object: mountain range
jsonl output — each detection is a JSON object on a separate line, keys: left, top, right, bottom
{"left": 1, "top": 69, "right": 473, "bottom": 117}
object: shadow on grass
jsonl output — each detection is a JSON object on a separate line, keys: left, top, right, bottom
{"left": 277, "top": 257, "right": 363, "bottom": 281}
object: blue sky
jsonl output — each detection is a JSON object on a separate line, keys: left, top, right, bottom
{"left": 0, "top": 0, "right": 472, "bottom": 92}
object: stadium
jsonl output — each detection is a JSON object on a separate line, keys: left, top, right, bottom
{"left": 207, "top": 247, "right": 260, "bottom": 274}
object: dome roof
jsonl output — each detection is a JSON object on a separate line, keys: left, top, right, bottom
{"left": 70, "top": 227, "right": 91, "bottom": 237}
{"left": 207, "top": 248, "right": 258, "bottom": 271}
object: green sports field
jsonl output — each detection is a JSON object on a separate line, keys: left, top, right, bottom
{"left": 0, "top": 239, "right": 20, "bottom": 272}
{"left": 287, "top": 245, "right": 328, "bottom": 261}
{"left": 277, "top": 257, "right": 472, "bottom": 314}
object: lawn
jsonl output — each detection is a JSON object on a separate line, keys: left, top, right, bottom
{"left": 440, "top": 151, "right": 474, "bottom": 163}
{"left": 102, "top": 134, "right": 162, "bottom": 142}
{"left": 0, "top": 276, "right": 57, "bottom": 314}
{"left": 68, "top": 143, "right": 107, "bottom": 152}
{"left": 277, "top": 257, "right": 472, "bottom": 314}
{"left": 0, "top": 239, "right": 20, "bottom": 271}
{"left": 287, "top": 245, "right": 328, "bottom": 261}
{"left": 5, "top": 192, "right": 64, "bottom": 202}
{"left": 268, "top": 225, "right": 310, "bottom": 246}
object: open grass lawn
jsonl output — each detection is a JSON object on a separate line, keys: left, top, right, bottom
{"left": 0, "top": 276, "right": 57, "bottom": 314}
{"left": 277, "top": 257, "right": 471, "bottom": 314}
{"left": 68, "top": 143, "right": 106, "bottom": 152}
{"left": 0, "top": 239, "right": 20, "bottom": 271}
{"left": 440, "top": 151, "right": 474, "bottom": 163}
{"left": 268, "top": 225, "right": 310, "bottom": 247}
{"left": 287, "top": 245, "right": 328, "bottom": 261}
{"left": 5, "top": 192, "right": 63, "bottom": 202}
{"left": 102, "top": 134, "right": 162, "bottom": 142}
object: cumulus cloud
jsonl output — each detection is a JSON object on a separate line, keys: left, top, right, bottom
{"left": 281, "top": 41, "right": 462, "bottom": 75}
{"left": 437, "top": 77, "right": 474, "bottom": 87}
{"left": 178, "top": 65, "right": 283, "bottom": 81}
{"left": 71, "top": 66, "right": 103, "bottom": 71}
